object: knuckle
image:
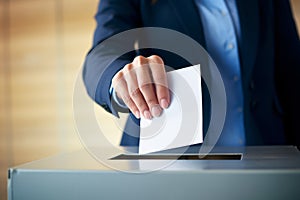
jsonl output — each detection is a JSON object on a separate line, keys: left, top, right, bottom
{"left": 148, "top": 55, "right": 164, "bottom": 64}
{"left": 130, "top": 89, "right": 140, "bottom": 98}
{"left": 121, "top": 95, "right": 130, "bottom": 103}
{"left": 137, "top": 103, "right": 147, "bottom": 111}
{"left": 133, "top": 55, "right": 147, "bottom": 66}
{"left": 112, "top": 71, "right": 124, "bottom": 87}
{"left": 113, "top": 71, "right": 124, "bottom": 81}
{"left": 139, "top": 84, "right": 152, "bottom": 93}
{"left": 123, "top": 63, "right": 134, "bottom": 74}
{"left": 122, "top": 96, "right": 133, "bottom": 106}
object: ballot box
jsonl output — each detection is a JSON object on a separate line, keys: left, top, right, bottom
{"left": 8, "top": 146, "right": 300, "bottom": 200}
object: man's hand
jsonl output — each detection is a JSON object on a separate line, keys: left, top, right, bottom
{"left": 112, "top": 55, "right": 170, "bottom": 119}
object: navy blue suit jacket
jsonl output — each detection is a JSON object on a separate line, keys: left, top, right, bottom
{"left": 83, "top": 0, "right": 300, "bottom": 146}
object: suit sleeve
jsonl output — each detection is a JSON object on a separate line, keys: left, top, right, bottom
{"left": 82, "top": 0, "right": 141, "bottom": 116}
{"left": 274, "top": 0, "right": 300, "bottom": 145}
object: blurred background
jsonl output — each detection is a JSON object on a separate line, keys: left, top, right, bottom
{"left": 0, "top": 0, "right": 299, "bottom": 199}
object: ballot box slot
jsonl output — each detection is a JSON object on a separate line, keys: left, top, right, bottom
{"left": 111, "top": 153, "right": 242, "bottom": 160}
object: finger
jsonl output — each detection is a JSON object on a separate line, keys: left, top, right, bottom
{"left": 148, "top": 55, "right": 170, "bottom": 109}
{"left": 112, "top": 71, "right": 140, "bottom": 118}
{"left": 123, "top": 64, "right": 150, "bottom": 119}
{"left": 133, "top": 56, "right": 162, "bottom": 118}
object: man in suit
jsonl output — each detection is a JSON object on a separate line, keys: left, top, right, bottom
{"left": 83, "top": 0, "right": 300, "bottom": 146}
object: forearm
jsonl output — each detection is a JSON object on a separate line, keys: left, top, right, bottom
{"left": 83, "top": 0, "right": 141, "bottom": 116}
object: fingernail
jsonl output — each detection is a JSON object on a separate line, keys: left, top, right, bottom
{"left": 143, "top": 110, "right": 152, "bottom": 120}
{"left": 135, "top": 111, "right": 140, "bottom": 119}
{"left": 160, "top": 99, "right": 169, "bottom": 109}
{"left": 151, "top": 105, "right": 162, "bottom": 117}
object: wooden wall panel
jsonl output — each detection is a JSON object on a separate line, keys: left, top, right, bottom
{"left": 0, "top": 1, "right": 11, "bottom": 199}
{"left": 0, "top": 0, "right": 100, "bottom": 199}
{"left": 9, "top": 0, "right": 60, "bottom": 165}
{"left": 61, "top": 0, "right": 123, "bottom": 149}
{"left": 59, "top": 0, "right": 99, "bottom": 150}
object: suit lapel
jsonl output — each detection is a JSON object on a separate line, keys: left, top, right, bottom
{"left": 235, "top": 0, "right": 260, "bottom": 82}
{"left": 167, "top": 0, "right": 206, "bottom": 48}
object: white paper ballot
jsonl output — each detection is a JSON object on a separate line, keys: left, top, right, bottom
{"left": 139, "top": 65, "right": 203, "bottom": 154}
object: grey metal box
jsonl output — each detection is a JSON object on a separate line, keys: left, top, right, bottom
{"left": 8, "top": 146, "right": 300, "bottom": 200}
